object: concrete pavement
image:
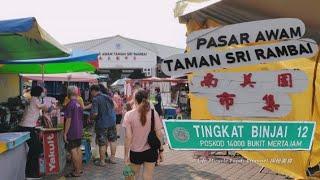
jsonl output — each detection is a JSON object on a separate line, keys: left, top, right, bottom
{"left": 45, "top": 143, "right": 288, "bottom": 180}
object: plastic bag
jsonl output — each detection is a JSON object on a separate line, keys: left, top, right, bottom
{"left": 123, "top": 164, "right": 135, "bottom": 180}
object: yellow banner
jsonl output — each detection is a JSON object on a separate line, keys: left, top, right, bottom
{"left": 187, "top": 19, "right": 320, "bottom": 179}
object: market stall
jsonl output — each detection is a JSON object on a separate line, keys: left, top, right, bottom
{"left": 111, "top": 77, "right": 131, "bottom": 93}
{"left": 125, "top": 77, "right": 188, "bottom": 118}
{"left": 21, "top": 72, "right": 99, "bottom": 101}
{"left": 0, "top": 17, "right": 98, "bottom": 179}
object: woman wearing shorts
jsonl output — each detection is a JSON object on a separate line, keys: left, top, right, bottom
{"left": 123, "top": 89, "right": 164, "bottom": 180}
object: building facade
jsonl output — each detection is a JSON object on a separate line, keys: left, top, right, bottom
{"left": 66, "top": 35, "right": 183, "bottom": 82}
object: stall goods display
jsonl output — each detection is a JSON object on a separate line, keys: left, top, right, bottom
{"left": 0, "top": 96, "right": 27, "bottom": 132}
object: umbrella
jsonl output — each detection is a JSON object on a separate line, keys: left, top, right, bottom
{"left": 0, "top": 17, "right": 69, "bottom": 60}
{"left": 111, "top": 78, "right": 130, "bottom": 87}
{"left": 0, "top": 17, "right": 99, "bottom": 83}
{"left": 0, "top": 50, "right": 99, "bottom": 74}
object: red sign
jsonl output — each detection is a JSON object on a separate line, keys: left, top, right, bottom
{"left": 201, "top": 73, "right": 218, "bottom": 88}
{"left": 278, "top": 73, "right": 293, "bottom": 87}
{"left": 216, "top": 92, "right": 236, "bottom": 110}
{"left": 204, "top": 91, "right": 291, "bottom": 117}
{"left": 190, "top": 70, "right": 308, "bottom": 93}
{"left": 240, "top": 73, "right": 256, "bottom": 88}
{"left": 262, "top": 94, "right": 280, "bottom": 112}
{"left": 43, "top": 132, "right": 60, "bottom": 174}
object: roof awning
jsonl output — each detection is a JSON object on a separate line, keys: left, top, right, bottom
{"left": 177, "top": 0, "right": 320, "bottom": 43}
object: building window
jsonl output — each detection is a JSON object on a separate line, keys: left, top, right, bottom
{"left": 143, "top": 68, "right": 152, "bottom": 76}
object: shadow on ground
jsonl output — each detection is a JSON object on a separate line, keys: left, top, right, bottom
{"left": 154, "top": 163, "right": 224, "bottom": 180}
{"left": 44, "top": 159, "right": 224, "bottom": 180}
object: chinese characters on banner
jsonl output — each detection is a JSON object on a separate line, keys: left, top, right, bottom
{"left": 278, "top": 73, "right": 293, "bottom": 87}
{"left": 190, "top": 70, "right": 307, "bottom": 117}
{"left": 190, "top": 70, "right": 308, "bottom": 93}
{"left": 216, "top": 92, "right": 235, "bottom": 110}
{"left": 262, "top": 94, "right": 280, "bottom": 113}
{"left": 240, "top": 73, "right": 256, "bottom": 88}
{"left": 205, "top": 91, "right": 291, "bottom": 117}
{"left": 201, "top": 73, "right": 218, "bottom": 88}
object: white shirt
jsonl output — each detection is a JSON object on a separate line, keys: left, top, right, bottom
{"left": 20, "top": 97, "right": 42, "bottom": 127}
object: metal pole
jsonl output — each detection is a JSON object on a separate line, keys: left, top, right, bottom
{"left": 41, "top": 64, "right": 45, "bottom": 86}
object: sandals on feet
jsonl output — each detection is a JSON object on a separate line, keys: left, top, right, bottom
{"left": 94, "top": 160, "right": 106, "bottom": 167}
{"left": 65, "top": 172, "right": 81, "bottom": 178}
{"left": 107, "top": 159, "right": 117, "bottom": 164}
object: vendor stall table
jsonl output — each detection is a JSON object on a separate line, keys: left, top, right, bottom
{"left": 0, "top": 132, "right": 30, "bottom": 180}
{"left": 37, "top": 127, "right": 66, "bottom": 176}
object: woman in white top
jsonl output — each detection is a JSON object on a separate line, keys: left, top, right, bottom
{"left": 18, "top": 86, "right": 48, "bottom": 179}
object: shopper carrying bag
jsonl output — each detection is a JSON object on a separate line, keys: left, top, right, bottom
{"left": 123, "top": 89, "right": 164, "bottom": 180}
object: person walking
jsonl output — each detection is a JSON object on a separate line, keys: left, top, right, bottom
{"left": 154, "top": 87, "right": 163, "bottom": 118}
{"left": 113, "top": 90, "right": 123, "bottom": 139}
{"left": 123, "top": 89, "right": 164, "bottom": 180}
{"left": 90, "top": 85, "right": 117, "bottom": 166}
{"left": 18, "top": 86, "right": 48, "bottom": 179}
{"left": 64, "top": 86, "right": 84, "bottom": 178}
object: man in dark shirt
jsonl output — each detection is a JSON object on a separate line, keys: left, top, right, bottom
{"left": 90, "top": 85, "right": 117, "bottom": 166}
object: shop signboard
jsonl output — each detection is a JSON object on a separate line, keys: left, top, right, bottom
{"left": 190, "top": 70, "right": 308, "bottom": 117}
{"left": 163, "top": 17, "right": 319, "bottom": 178}
{"left": 187, "top": 18, "right": 305, "bottom": 50}
{"left": 190, "top": 70, "right": 308, "bottom": 93}
{"left": 43, "top": 132, "right": 60, "bottom": 175}
{"left": 163, "top": 120, "right": 315, "bottom": 151}
{"left": 161, "top": 39, "right": 318, "bottom": 76}
{"left": 98, "top": 36, "right": 157, "bottom": 69}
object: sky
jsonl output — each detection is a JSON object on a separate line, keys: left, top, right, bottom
{"left": 1, "top": 0, "right": 187, "bottom": 48}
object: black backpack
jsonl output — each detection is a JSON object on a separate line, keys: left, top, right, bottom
{"left": 147, "top": 110, "right": 161, "bottom": 150}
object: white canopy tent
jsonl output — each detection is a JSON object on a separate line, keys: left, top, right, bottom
{"left": 111, "top": 78, "right": 131, "bottom": 87}
{"left": 21, "top": 72, "right": 99, "bottom": 83}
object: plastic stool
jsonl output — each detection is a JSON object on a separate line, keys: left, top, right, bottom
{"left": 176, "top": 114, "right": 183, "bottom": 120}
{"left": 164, "top": 108, "right": 176, "bottom": 119}
{"left": 165, "top": 115, "right": 175, "bottom": 119}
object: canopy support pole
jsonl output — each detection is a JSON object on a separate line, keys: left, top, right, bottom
{"left": 41, "top": 64, "right": 45, "bottom": 86}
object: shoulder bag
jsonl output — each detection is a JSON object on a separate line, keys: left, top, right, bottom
{"left": 147, "top": 109, "right": 161, "bottom": 150}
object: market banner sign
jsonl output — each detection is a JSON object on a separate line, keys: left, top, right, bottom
{"left": 161, "top": 39, "right": 318, "bottom": 76}
{"left": 187, "top": 18, "right": 305, "bottom": 50}
{"left": 163, "top": 120, "right": 315, "bottom": 151}
{"left": 190, "top": 70, "right": 308, "bottom": 93}
{"left": 98, "top": 36, "right": 157, "bottom": 69}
